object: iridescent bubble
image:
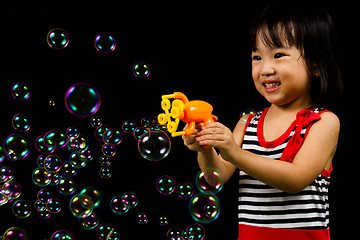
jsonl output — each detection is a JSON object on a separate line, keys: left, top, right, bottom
{"left": 99, "top": 156, "right": 111, "bottom": 166}
{"left": 57, "top": 177, "right": 75, "bottom": 195}
{"left": 156, "top": 175, "right": 175, "bottom": 195}
{"left": 0, "top": 166, "right": 14, "bottom": 183}
{"left": 195, "top": 168, "right": 224, "bottom": 194}
{"left": 12, "top": 199, "right": 32, "bottom": 218}
{"left": 34, "top": 200, "right": 47, "bottom": 212}
{"left": 94, "top": 32, "right": 116, "bottom": 53}
{"left": 102, "top": 144, "right": 116, "bottom": 157}
{"left": 166, "top": 227, "right": 182, "bottom": 239}
{"left": 122, "top": 120, "right": 137, "bottom": 134}
{"left": 37, "top": 208, "right": 51, "bottom": 220}
{"left": 12, "top": 114, "right": 31, "bottom": 132}
{"left": 44, "top": 155, "right": 62, "bottom": 173}
{"left": 37, "top": 188, "right": 53, "bottom": 203}
{"left": 177, "top": 182, "right": 194, "bottom": 199}
{"left": 80, "top": 212, "right": 99, "bottom": 230}
{"left": 67, "top": 135, "right": 89, "bottom": 152}
{"left": 61, "top": 162, "right": 77, "bottom": 176}
{"left": 138, "top": 130, "right": 171, "bottom": 161}
{"left": 90, "top": 116, "right": 103, "bottom": 128}
{"left": 66, "top": 126, "right": 80, "bottom": 139}
{"left": 65, "top": 83, "right": 101, "bottom": 118}
{"left": 189, "top": 192, "right": 221, "bottom": 224}
{"left": 99, "top": 166, "right": 112, "bottom": 179}
{"left": 35, "top": 136, "right": 55, "bottom": 154}
{"left": 3, "top": 227, "right": 28, "bottom": 240}
{"left": 110, "top": 196, "right": 129, "bottom": 215}
{"left": 47, "top": 198, "right": 61, "bottom": 213}
{"left": 69, "top": 152, "right": 87, "bottom": 169}
{"left": 47, "top": 28, "right": 69, "bottom": 49}
{"left": 96, "top": 223, "right": 120, "bottom": 240}
{"left": 3, "top": 181, "right": 22, "bottom": 201}
{"left": 158, "top": 215, "right": 169, "bottom": 226}
{"left": 121, "top": 191, "right": 138, "bottom": 208}
{"left": 103, "top": 128, "right": 123, "bottom": 145}
{"left": 186, "top": 223, "right": 205, "bottom": 240}
{"left": 4, "top": 134, "right": 30, "bottom": 161}
{"left": 32, "top": 167, "right": 52, "bottom": 187}
{"left": 240, "top": 108, "right": 256, "bottom": 124}
{"left": 136, "top": 213, "right": 149, "bottom": 224}
{"left": 132, "top": 61, "right": 150, "bottom": 78}
{"left": 80, "top": 187, "right": 101, "bottom": 208}
{"left": 0, "top": 146, "right": 5, "bottom": 163}
{"left": 133, "top": 127, "right": 149, "bottom": 140}
{"left": 44, "top": 129, "right": 67, "bottom": 149}
{"left": 50, "top": 230, "right": 74, "bottom": 240}
{"left": 11, "top": 82, "right": 30, "bottom": 100}
{"left": 69, "top": 194, "right": 94, "bottom": 218}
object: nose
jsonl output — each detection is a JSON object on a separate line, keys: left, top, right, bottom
{"left": 260, "top": 61, "right": 275, "bottom": 76}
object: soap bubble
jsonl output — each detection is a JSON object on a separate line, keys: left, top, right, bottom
{"left": 121, "top": 191, "right": 138, "bottom": 208}
{"left": 0, "top": 166, "right": 14, "bottom": 183}
{"left": 4, "top": 134, "right": 30, "bottom": 161}
{"left": 80, "top": 212, "right": 99, "bottom": 230}
{"left": 177, "top": 182, "right": 194, "bottom": 199}
{"left": 189, "top": 192, "right": 220, "bottom": 224}
{"left": 47, "top": 28, "right": 69, "bottom": 49}
{"left": 35, "top": 136, "right": 55, "bottom": 154}
{"left": 80, "top": 187, "right": 101, "bottom": 208}
{"left": 94, "top": 32, "right": 116, "bottom": 53}
{"left": 101, "top": 144, "right": 116, "bottom": 157}
{"left": 69, "top": 152, "right": 87, "bottom": 168}
{"left": 136, "top": 213, "right": 149, "bottom": 224}
{"left": 62, "top": 162, "right": 77, "bottom": 177}
{"left": 50, "top": 230, "right": 74, "bottom": 240}
{"left": 44, "top": 155, "right": 62, "bottom": 173}
{"left": 99, "top": 166, "right": 112, "bottom": 179}
{"left": 12, "top": 199, "right": 32, "bottom": 218}
{"left": 95, "top": 125, "right": 110, "bottom": 141}
{"left": 156, "top": 175, "right": 175, "bottom": 195}
{"left": 195, "top": 168, "right": 224, "bottom": 194}
{"left": 32, "top": 167, "right": 52, "bottom": 187}
{"left": 133, "top": 127, "right": 150, "bottom": 140}
{"left": 37, "top": 188, "right": 53, "bottom": 203}
{"left": 122, "top": 120, "right": 137, "bottom": 133}
{"left": 166, "top": 227, "right": 182, "bottom": 239}
{"left": 3, "top": 227, "right": 28, "bottom": 240}
{"left": 47, "top": 198, "right": 61, "bottom": 213}
{"left": 65, "top": 83, "right": 101, "bottom": 118}
{"left": 103, "top": 128, "right": 123, "bottom": 145}
{"left": 138, "top": 130, "right": 171, "bottom": 161}
{"left": 12, "top": 114, "right": 31, "bottom": 132}
{"left": 132, "top": 61, "right": 150, "bottom": 78}
{"left": 69, "top": 194, "right": 94, "bottom": 218}
{"left": 11, "top": 82, "right": 30, "bottom": 100}
{"left": 186, "top": 223, "right": 205, "bottom": 240}
{"left": 110, "top": 195, "right": 129, "bottom": 215}
{"left": 57, "top": 177, "right": 75, "bottom": 195}
{"left": 44, "top": 129, "right": 68, "bottom": 149}
{"left": 96, "top": 223, "right": 120, "bottom": 240}
{"left": 240, "top": 108, "right": 256, "bottom": 124}
{"left": 90, "top": 116, "right": 103, "bottom": 128}
{"left": 158, "top": 215, "right": 169, "bottom": 226}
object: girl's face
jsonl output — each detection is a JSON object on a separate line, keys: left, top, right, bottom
{"left": 251, "top": 35, "right": 312, "bottom": 108}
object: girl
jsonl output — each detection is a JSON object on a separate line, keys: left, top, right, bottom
{"left": 183, "top": 2, "right": 342, "bottom": 240}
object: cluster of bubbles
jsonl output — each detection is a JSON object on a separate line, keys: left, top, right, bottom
{"left": 0, "top": 29, "right": 237, "bottom": 239}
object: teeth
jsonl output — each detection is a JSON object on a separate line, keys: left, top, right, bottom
{"left": 264, "top": 82, "right": 280, "bottom": 88}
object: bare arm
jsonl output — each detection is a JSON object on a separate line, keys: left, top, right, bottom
{"left": 196, "top": 112, "right": 340, "bottom": 193}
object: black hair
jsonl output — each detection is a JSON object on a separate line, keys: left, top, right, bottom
{"left": 250, "top": 1, "right": 343, "bottom": 109}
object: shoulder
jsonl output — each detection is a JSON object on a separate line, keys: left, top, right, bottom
{"left": 317, "top": 111, "right": 340, "bottom": 132}
{"left": 309, "top": 111, "right": 340, "bottom": 140}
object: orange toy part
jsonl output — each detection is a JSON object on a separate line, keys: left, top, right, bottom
{"left": 158, "top": 92, "right": 215, "bottom": 137}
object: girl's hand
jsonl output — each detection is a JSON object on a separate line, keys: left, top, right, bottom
{"left": 195, "top": 122, "right": 237, "bottom": 161}
{"left": 182, "top": 123, "right": 207, "bottom": 152}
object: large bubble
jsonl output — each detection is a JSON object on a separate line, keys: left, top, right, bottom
{"left": 189, "top": 192, "right": 221, "bottom": 224}
{"left": 138, "top": 130, "right": 171, "bottom": 161}
{"left": 65, "top": 83, "right": 101, "bottom": 118}
{"left": 3, "top": 134, "right": 30, "bottom": 161}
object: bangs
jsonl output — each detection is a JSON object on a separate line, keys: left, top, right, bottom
{"left": 251, "top": 20, "right": 301, "bottom": 51}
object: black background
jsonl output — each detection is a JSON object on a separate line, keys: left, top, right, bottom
{"left": 1, "top": 0, "right": 358, "bottom": 239}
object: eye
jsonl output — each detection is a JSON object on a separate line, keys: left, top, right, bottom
{"left": 274, "top": 53, "right": 286, "bottom": 59}
{"left": 252, "top": 55, "right": 262, "bottom": 61}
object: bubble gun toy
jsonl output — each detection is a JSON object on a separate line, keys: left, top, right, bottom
{"left": 158, "top": 92, "right": 216, "bottom": 137}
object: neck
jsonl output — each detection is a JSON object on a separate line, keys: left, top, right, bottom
{"left": 269, "top": 96, "right": 314, "bottom": 115}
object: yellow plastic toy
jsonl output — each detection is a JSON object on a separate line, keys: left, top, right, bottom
{"left": 158, "top": 92, "right": 215, "bottom": 137}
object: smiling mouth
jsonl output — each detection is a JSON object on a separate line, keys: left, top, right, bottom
{"left": 263, "top": 82, "right": 281, "bottom": 92}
